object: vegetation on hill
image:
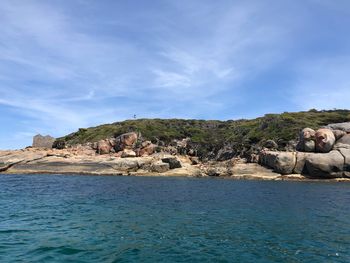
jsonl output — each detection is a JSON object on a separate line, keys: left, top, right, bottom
{"left": 56, "top": 109, "right": 350, "bottom": 159}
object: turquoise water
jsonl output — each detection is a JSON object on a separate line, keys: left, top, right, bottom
{"left": 0, "top": 175, "right": 349, "bottom": 262}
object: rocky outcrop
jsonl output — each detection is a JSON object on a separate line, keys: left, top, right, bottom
{"left": 138, "top": 141, "right": 156, "bottom": 156}
{"left": 115, "top": 132, "right": 138, "bottom": 151}
{"left": 333, "top": 130, "right": 347, "bottom": 140}
{"left": 315, "top": 128, "right": 336, "bottom": 153}
{"left": 334, "top": 134, "right": 350, "bottom": 149}
{"left": 215, "top": 145, "right": 236, "bottom": 161}
{"left": 0, "top": 148, "right": 192, "bottom": 176}
{"left": 259, "top": 148, "right": 350, "bottom": 179}
{"left": 32, "top": 134, "right": 55, "bottom": 148}
{"left": 293, "top": 152, "right": 314, "bottom": 174}
{"left": 296, "top": 128, "right": 315, "bottom": 152}
{"left": 339, "top": 148, "right": 350, "bottom": 177}
{"left": 326, "top": 122, "right": 350, "bottom": 133}
{"left": 0, "top": 149, "right": 48, "bottom": 172}
{"left": 150, "top": 161, "right": 170, "bottom": 173}
{"left": 259, "top": 151, "right": 296, "bottom": 175}
{"left": 305, "top": 151, "right": 344, "bottom": 178}
{"left": 97, "top": 140, "right": 113, "bottom": 155}
{"left": 200, "top": 159, "right": 236, "bottom": 177}
{"left": 161, "top": 157, "right": 182, "bottom": 169}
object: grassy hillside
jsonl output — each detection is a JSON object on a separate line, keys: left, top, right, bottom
{"left": 57, "top": 109, "right": 350, "bottom": 158}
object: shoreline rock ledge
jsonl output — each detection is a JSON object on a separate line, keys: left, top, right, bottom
{"left": 259, "top": 122, "right": 350, "bottom": 179}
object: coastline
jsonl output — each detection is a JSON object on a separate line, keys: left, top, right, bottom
{"left": 1, "top": 148, "right": 350, "bottom": 182}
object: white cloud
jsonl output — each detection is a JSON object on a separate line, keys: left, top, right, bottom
{"left": 1, "top": 0, "right": 348, "bottom": 149}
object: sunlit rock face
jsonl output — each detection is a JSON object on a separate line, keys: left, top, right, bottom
{"left": 296, "top": 128, "right": 315, "bottom": 152}
{"left": 315, "top": 128, "right": 335, "bottom": 153}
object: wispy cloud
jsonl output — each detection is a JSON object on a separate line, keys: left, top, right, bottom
{"left": 0, "top": 0, "right": 349, "bottom": 149}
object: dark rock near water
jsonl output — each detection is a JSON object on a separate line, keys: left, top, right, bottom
{"left": 293, "top": 152, "right": 312, "bottom": 174}
{"left": 260, "top": 151, "right": 296, "bottom": 175}
{"left": 161, "top": 157, "right": 182, "bottom": 169}
{"left": 150, "top": 161, "right": 170, "bottom": 173}
{"left": 305, "top": 150, "right": 344, "bottom": 178}
{"left": 259, "top": 150, "right": 348, "bottom": 178}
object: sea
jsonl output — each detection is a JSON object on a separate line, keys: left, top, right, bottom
{"left": 0, "top": 174, "right": 349, "bottom": 262}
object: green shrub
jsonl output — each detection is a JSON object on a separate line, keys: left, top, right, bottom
{"left": 57, "top": 110, "right": 350, "bottom": 156}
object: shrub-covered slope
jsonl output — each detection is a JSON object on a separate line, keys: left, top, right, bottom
{"left": 57, "top": 109, "right": 350, "bottom": 158}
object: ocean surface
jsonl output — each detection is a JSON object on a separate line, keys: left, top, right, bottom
{"left": 0, "top": 175, "right": 349, "bottom": 263}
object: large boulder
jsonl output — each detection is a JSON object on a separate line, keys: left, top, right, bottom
{"left": 150, "top": 161, "right": 170, "bottom": 173}
{"left": 216, "top": 145, "right": 236, "bottom": 161}
{"left": 334, "top": 134, "right": 350, "bottom": 150}
{"left": 296, "top": 128, "right": 315, "bottom": 152}
{"left": 293, "top": 152, "right": 314, "bottom": 174}
{"left": 259, "top": 151, "right": 296, "bottom": 175}
{"left": 138, "top": 141, "right": 155, "bottom": 156}
{"left": 161, "top": 157, "right": 182, "bottom": 169}
{"left": 326, "top": 122, "right": 350, "bottom": 133}
{"left": 305, "top": 150, "right": 344, "bottom": 178}
{"left": 171, "top": 138, "right": 190, "bottom": 155}
{"left": 339, "top": 148, "right": 350, "bottom": 178}
{"left": 315, "top": 128, "right": 335, "bottom": 153}
{"left": 115, "top": 132, "right": 138, "bottom": 151}
{"left": 338, "top": 148, "right": 350, "bottom": 178}
{"left": 97, "top": 140, "right": 112, "bottom": 155}
{"left": 333, "top": 130, "right": 347, "bottom": 140}
{"left": 32, "top": 134, "right": 55, "bottom": 148}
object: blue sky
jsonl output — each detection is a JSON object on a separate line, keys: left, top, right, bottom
{"left": 1, "top": 0, "right": 350, "bottom": 149}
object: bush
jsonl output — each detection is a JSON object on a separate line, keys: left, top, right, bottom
{"left": 56, "top": 110, "right": 350, "bottom": 157}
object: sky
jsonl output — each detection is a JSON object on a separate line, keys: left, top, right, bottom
{"left": 0, "top": 0, "right": 350, "bottom": 149}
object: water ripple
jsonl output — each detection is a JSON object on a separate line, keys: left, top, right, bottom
{"left": 0, "top": 174, "right": 349, "bottom": 262}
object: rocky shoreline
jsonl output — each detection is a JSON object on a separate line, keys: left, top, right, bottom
{"left": 2, "top": 121, "right": 350, "bottom": 182}
{"left": 259, "top": 122, "right": 350, "bottom": 180}
{"left": 0, "top": 147, "right": 349, "bottom": 182}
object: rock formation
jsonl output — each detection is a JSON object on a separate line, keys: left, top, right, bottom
{"left": 296, "top": 128, "right": 315, "bottom": 152}
{"left": 326, "top": 122, "right": 350, "bottom": 132}
{"left": 115, "top": 132, "right": 138, "bottom": 151}
{"left": 97, "top": 140, "right": 113, "bottom": 155}
{"left": 32, "top": 134, "right": 55, "bottom": 148}
{"left": 315, "top": 128, "right": 335, "bottom": 153}
{"left": 161, "top": 157, "right": 182, "bottom": 169}
{"left": 259, "top": 122, "right": 350, "bottom": 178}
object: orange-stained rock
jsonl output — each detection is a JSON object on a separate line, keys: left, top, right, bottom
{"left": 97, "top": 140, "right": 112, "bottom": 155}
{"left": 315, "top": 128, "right": 335, "bottom": 153}
{"left": 139, "top": 141, "right": 156, "bottom": 156}
{"left": 115, "top": 132, "right": 138, "bottom": 151}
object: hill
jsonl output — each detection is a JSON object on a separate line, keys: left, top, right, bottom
{"left": 56, "top": 109, "right": 350, "bottom": 160}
